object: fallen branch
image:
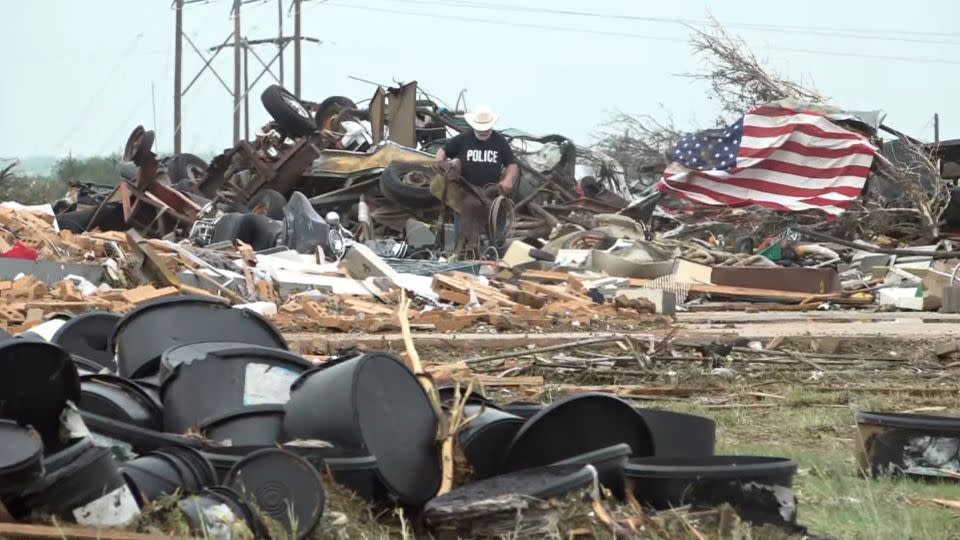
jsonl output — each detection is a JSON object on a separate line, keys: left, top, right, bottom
{"left": 463, "top": 336, "right": 627, "bottom": 365}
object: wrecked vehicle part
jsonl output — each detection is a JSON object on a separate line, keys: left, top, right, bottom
{"left": 0, "top": 340, "right": 80, "bottom": 447}
{"left": 160, "top": 343, "right": 311, "bottom": 434}
{"left": 306, "top": 141, "right": 435, "bottom": 180}
{"left": 225, "top": 448, "right": 325, "bottom": 539}
{"left": 500, "top": 393, "right": 654, "bottom": 473}
{"left": 110, "top": 296, "right": 287, "bottom": 379}
{"left": 380, "top": 160, "right": 440, "bottom": 208}
{"left": 283, "top": 351, "right": 442, "bottom": 505}
{"left": 315, "top": 96, "right": 359, "bottom": 132}
{"left": 247, "top": 188, "right": 287, "bottom": 219}
{"left": 624, "top": 456, "right": 798, "bottom": 524}
{"left": 208, "top": 193, "right": 347, "bottom": 259}
{"left": 261, "top": 84, "right": 316, "bottom": 138}
{"left": 855, "top": 411, "right": 960, "bottom": 478}
{"left": 164, "top": 153, "right": 208, "bottom": 185}
{"left": 56, "top": 202, "right": 126, "bottom": 234}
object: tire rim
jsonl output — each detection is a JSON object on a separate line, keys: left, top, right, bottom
{"left": 281, "top": 93, "right": 310, "bottom": 119}
{"left": 401, "top": 171, "right": 432, "bottom": 188}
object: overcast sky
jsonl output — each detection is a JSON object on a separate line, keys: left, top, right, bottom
{"left": 2, "top": 0, "right": 958, "bottom": 159}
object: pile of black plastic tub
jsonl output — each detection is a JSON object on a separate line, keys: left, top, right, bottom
{"left": 0, "top": 295, "right": 803, "bottom": 538}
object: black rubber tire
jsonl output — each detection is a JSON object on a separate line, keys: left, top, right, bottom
{"left": 315, "top": 96, "right": 357, "bottom": 131}
{"left": 247, "top": 190, "right": 287, "bottom": 220}
{"left": 212, "top": 213, "right": 278, "bottom": 251}
{"left": 55, "top": 202, "right": 125, "bottom": 233}
{"left": 261, "top": 85, "right": 316, "bottom": 137}
{"left": 379, "top": 161, "right": 439, "bottom": 208}
{"left": 167, "top": 153, "right": 208, "bottom": 184}
{"left": 57, "top": 207, "right": 97, "bottom": 233}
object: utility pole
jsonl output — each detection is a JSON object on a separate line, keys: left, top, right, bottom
{"left": 233, "top": 1, "right": 242, "bottom": 144}
{"left": 935, "top": 113, "right": 941, "bottom": 144}
{"left": 244, "top": 46, "right": 250, "bottom": 140}
{"left": 173, "top": 0, "right": 184, "bottom": 154}
{"left": 294, "top": 0, "right": 302, "bottom": 97}
{"left": 277, "top": 0, "right": 284, "bottom": 85}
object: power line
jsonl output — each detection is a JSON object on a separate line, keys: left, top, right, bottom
{"left": 373, "top": 0, "right": 959, "bottom": 42}
{"left": 323, "top": 2, "right": 960, "bottom": 66}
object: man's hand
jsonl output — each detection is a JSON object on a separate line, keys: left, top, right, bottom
{"left": 498, "top": 178, "right": 514, "bottom": 195}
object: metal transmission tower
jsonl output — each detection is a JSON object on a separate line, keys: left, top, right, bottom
{"left": 173, "top": 0, "right": 318, "bottom": 152}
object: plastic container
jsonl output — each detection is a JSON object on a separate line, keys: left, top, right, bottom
{"left": 501, "top": 393, "right": 653, "bottom": 473}
{"left": 111, "top": 296, "right": 287, "bottom": 378}
{"left": 554, "top": 443, "right": 632, "bottom": 500}
{"left": 457, "top": 404, "right": 524, "bottom": 479}
{"left": 501, "top": 401, "right": 543, "bottom": 420}
{"left": 161, "top": 344, "right": 311, "bottom": 434}
{"left": 121, "top": 446, "right": 216, "bottom": 505}
{"left": 283, "top": 352, "right": 441, "bottom": 505}
{"left": 0, "top": 420, "right": 44, "bottom": 496}
{"left": 226, "top": 448, "right": 325, "bottom": 539}
{"left": 855, "top": 411, "right": 960, "bottom": 477}
{"left": 0, "top": 340, "right": 80, "bottom": 446}
{"left": 50, "top": 312, "right": 121, "bottom": 373}
{"left": 283, "top": 443, "right": 385, "bottom": 502}
{"left": 634, "top": 408, "right": 716, "bottom": 458}
{"left": 624, "top": 456, "right": 798, "bottom": 510}
{"left": 200, "top": 405, "right": 287, "bottom": 447}
{"left": 24, "top": 441, "right": 139, "bottom": 526}
{"left": 79, "top": 374, "right": 163, "bottom": 431}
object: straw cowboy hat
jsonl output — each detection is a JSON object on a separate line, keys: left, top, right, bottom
{"left": 464, "top": 105, "right": 501, "bottom": 131}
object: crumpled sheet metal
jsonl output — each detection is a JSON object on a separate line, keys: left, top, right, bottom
{"left": 306, "top": 141, "right": 434, "bottom": 179}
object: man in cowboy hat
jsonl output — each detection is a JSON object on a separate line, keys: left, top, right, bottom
{"left": 436, "top": 105, "right": 519, "bottom": 194}
{"left": 436, "top": 105, "right": 519, "bottom": 252}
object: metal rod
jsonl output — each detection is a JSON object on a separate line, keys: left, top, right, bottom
{"left": 243, "top": 44, "right": 250, "bottom": 141}
{"left": 244, "top": 38, "right": 282, "bottom": 85}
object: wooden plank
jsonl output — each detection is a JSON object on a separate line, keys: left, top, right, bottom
{"left": 519, "top": 270, "right": 569, "bottom": 283}
{"left": 0, "top": 523, "right": 170, "bottom": 540}
{"left": 556, "top": 385, "right": 711, "bottom": 397}
{"left": 126, "top": 229, "right": 180, "bottom": 288}
{"left": 628, "top": 278, "right": 870, "bottom": 304}
{"left": 464, "top": 375, "right": 545, "bottom": 387}
{"left": 518, "top": 280, "right": 591, "bottom": 303}
{"left": 121, "top": 285, "right": 179, "bottom": 304}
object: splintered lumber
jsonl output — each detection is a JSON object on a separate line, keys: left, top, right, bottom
{"left": 628, "top": 278, "right": 871, "bottom": 304}
{"left": 556, "top": 385, "right": 711, "bottom": 398}
{"left": 465, "top": 375, "right": 545, "bottom": 387}
{"left": 433, "top": 274, "right": 516, "bottom": 307}
{"left": 464, "top": 336, "right": 629, "bottom": 364}
{"left": 121, "top": 285, "right": 179, "bottom": 304}
{"left": 519, "top": 270, "right": 570, "bottom": 283}
{"left": 518, "top": 280, "right": 593, "bottom": 304}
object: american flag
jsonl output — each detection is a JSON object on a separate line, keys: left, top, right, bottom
{"left": 657, "top": 103, "right": 877, "bottom": 216}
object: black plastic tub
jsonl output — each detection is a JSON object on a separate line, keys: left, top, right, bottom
{"left": 50, "top": 312, "right": 121, "bottom": 373}
{"left": 71, "top": 354, "right": 108, "bottom": 375}
{"left": 79, "top": 374, "right": 163, "bottom": 431}
{"left": 458, "top": 404, "right": 524, "bottom": 479}
{"left": 0, "top": 340, "right": 81, "bottom": 446}
{"left": 24, "top": 441, "right": 139, "bottom": 526}
{"left": 855, "top": 411, "right": 960, "bottom": 478}
{"left": 501, "top": 401, "right": 543, "bottom": 420}
{"left": 624, "top": 456, "right": 798, "bottom": 511}
{"left": 226, "top": 448, "right": 325, "bottom": 539}
{"left": 0, "top": 420, "right": 44, "bottom": 496}
{"left": 634, "top": 408, "right": 716, "bottom": 458}
{"left": 283, "top": 443, "right": 386, "bottom": 502}
{"left": 425, "top": 464, "right": 593, "bottom": 519}
{"left": 283, "top": 351, "right": 441, "bottom": 505}
{"left": 201, "top": 447, "right": 253, "bottom": 484}
{"left": 111, "top": 296, "right": 287, "bottom": 378}
{"left": 500, "top": 393, "right": 653, "bottom": 474}
{"left": 131, "top": 374, "right": 163, "bottom": 410}
{"left": 554, "top": 443, "right": 632, "bottom": 500}
{"left": 80, "top": 411, "right": 205, "bottom": 454}
{"left": 121, "top": 446, "right": 216, "bottom": 505}
{"left": 200, "top": 405, "right": 287, "bottom": 447}
{"left": 161, "top": 343, "right": 311, "bottom": 434}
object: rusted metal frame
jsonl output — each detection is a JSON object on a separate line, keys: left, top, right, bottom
{"left": 307, "top": 176, "right": 378, "bottom": 206}
{"left": 516, "top": 160, "right": 577, "bottom": 202}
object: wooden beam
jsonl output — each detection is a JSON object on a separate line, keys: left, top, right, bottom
{"left": 126, "top": 229, "right": 180, "bottom": 288}
{"left": 0, "top": 523, "right": 170, "bottom": 540}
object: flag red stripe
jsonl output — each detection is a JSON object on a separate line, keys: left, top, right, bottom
{"left": 739, "top": 140, "right": 875, "bottom": 159}
{"left": 734, "top": 160, "right": 872, "bottom": 180}
{"left": 659, "top": 178, "right": 852, "bottom": 211}
{"left": 685, "top": 171, "right": 863, "bottom": 198}
{"left": 743, "top": 123, "right": 865, "bottom": 141}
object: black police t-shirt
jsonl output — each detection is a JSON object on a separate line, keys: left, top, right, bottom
{"left": 442, "top": 131, "right": 517, "bottom": 187}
